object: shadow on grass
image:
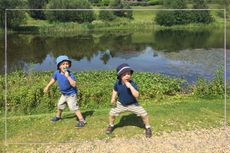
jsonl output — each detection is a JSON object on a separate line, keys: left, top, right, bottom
{"left": 62, "top": 110, "right": 94, "bottom": 121}
{"left": 113, "top": 114, "right": 145, "bottom": 132}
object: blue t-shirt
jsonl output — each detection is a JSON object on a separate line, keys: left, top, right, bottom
{"left": 114, "top": 80, "right": 138, "bottom": 105}
{"left": 53, "top": 70, "right": 77, "bottom": 96}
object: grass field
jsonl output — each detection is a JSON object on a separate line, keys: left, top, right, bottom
{"left": 1, "top": 95, "right": 229, "bottom": 151}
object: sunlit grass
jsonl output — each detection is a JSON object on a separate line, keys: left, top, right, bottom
{"left": 0, "top": 96, "right": 228, "bottom": 145}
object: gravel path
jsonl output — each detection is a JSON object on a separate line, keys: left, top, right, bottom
{"left": 33, "top": 127, "right": 229, "bottom": 153}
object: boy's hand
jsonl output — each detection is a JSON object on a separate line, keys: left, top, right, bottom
{"left": 111, "top": 99, "right": 116, "bottom": 108}
{"left": 124, "top": 81, "right": 132, "bottom": 88}
{"left": 111, "top": 99, "right": 116, "bottom": 104}
{"left": 43, "top": 86, "right": 49, "bottom": 93}
{"left": 64, "top": 71, "right": 69, "bottom": 78}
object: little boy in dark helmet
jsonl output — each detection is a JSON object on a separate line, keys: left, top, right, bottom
{"left": 106, "top": 63, "right": 152, "bottom": 138}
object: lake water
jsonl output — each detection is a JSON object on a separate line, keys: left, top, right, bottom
{"left": 1, "top": 28, "right": 229, "bottom": 82}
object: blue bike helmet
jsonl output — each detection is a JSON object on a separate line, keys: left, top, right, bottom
{"left": 56, "top": 55, "right": 72, "bottom": 69}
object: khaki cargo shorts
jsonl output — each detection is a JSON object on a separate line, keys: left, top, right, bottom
{"left": 109, "top": 101, "right": 148, "bottom": 117}
{"left": 58, "top": 94, "right": 79, "bottom": 112}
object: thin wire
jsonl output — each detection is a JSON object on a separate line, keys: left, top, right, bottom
{"left": 5, "top": 8, "right": 224, "bottom": 11}
{"left": 4, "top": 10, "right": 8, "bottom": 146}
{"left": 223, "top": 8, "right": 228, "bottom": 143}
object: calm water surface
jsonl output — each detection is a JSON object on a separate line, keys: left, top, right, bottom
{"left": 1, "top": 29, "right": 229, "bottom": 82}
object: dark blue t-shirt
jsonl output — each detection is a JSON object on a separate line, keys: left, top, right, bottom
{"left": 114, "top": 80, "right": 138, "bottom": 105}
{"left": 53, "top": 70, "right": 77, "bottom": 96}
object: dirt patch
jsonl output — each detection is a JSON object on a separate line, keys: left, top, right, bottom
{"left": 33, "top": 127, "right": 230, "bottom": 153}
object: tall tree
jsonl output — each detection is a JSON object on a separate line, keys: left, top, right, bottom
{"left": 28, "top": 0, "right": 48, "bottom": 19}
{"left": 46, "top": 0, "right": 95, "bottom": 23}
{"left": 155, "top": 0, "right": 189, "bottom": 26}
{"left": 109, "top": 0, "right": 133, "bottom": 19}
{"left": 0, "top": 0, "right": 26, "bottom": 28}
{"left": 192, "top": 0, "right": 213, "bottom": 23}
{"left": 155, "top": 0, "right": 213, "bottom": 26}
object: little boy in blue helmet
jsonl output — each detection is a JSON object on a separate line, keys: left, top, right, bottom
{"left": 106, "top": 63, "right": 152, "bottom": 138}
{"left": 44, "top": 55, "right": 86, "bottom": 128}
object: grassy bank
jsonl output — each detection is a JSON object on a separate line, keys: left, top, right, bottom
{"left": 5, "top": 5, "right": 226, "bottom": 36}
{"left": 0, "top": 69, "right": 228, "bottom": 151}
{"left": 0, "top": 95, "right": 229, "bottom": 151}
{"left": 0, "top": 69, "right": 227, "bottom": 115}
{"left": 0, "top": 70, "right": 184, "bottom": 115}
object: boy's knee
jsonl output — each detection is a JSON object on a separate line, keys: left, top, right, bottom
{"left": 69, "top": 107, "right": 79, "bottom": 112}
{"left": 140, "top": 112, "right": 148, "bottom": 118}
{"left": 58, "top": 105, "right": 65, "bottom": 110}
{"left": 109, "top": 111, "right": 119, "bottom": 116}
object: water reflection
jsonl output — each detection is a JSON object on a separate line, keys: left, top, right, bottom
{"left": 0, "top": 28, "right": 228, "bottom": 82}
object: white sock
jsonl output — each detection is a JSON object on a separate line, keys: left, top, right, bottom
{"left": 80, "top": 120, "right": 86, "bottom": 123}
{"left": 109, "top": 124, "right": 114, "bottom": 127}
{"left": 145, "top": 125, "right": 151, "bottom": 129}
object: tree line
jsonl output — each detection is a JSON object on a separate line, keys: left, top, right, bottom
{"left": 0, "top": 0, "right": 223, "bottom": 29}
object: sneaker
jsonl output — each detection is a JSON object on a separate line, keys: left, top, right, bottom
{"left": 76, "top": 121, "right": 86, "bottom": 128}
{"left": 145, "top": 128, "right": 152, "bottom": 138}
{"left": 106, "top": 125, "right": 113, "bottom": 134}
{"left": 51, "top": 116, "right": 62, "bottom": 122}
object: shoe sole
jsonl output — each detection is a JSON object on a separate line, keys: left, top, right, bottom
{"left": 106, "top": 131, "right": 113, "bottom": 134}
{"left": 50, "top": 119, "right": 62, "bottom": 122}
{"left": 75, "top": 123, "right": 86, "bottom": 128}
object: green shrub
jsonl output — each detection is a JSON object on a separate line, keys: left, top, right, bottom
{"left": 0, "top": 70, "right": 184, "bottom": 115}
{"left": 155, "top": 0, "right": 213, "bottom": 26}
{"left": 99, "top": 10, "right": 115, "bottom": 21}
{"left": 155, "top": 11, "right": 176, "bottom": 26}
{"left": 193, "top": 67, "right": 225, "bottom": 97}
{"left": 46, "top": 0, "right": 95, "bottom": 23}
{"left": 28, "top": 0, "right": 48, "bottom": 20}
{"left": 0, "top": 0, "right": 26, "bottom": 28}
{"left": 147, "top": 0, "right": 162, "bottom": 5}
{"left": 109, "top": 0, "right": 133, "bottom": 19}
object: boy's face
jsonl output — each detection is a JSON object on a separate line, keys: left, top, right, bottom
{"left": 120, "top": 71, "right": 132, "bottom": 81}
{"left": 59, "top": 61, "right": 70, "bottom": 72}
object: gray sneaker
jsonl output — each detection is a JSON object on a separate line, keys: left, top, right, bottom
{"left": 75, "top": 121, "right": 86, "bottom": 128}
{"left": 106, "top": 125, "right": 113, "bottom": 134}
{"left": 51, "top": 116, "right": 62, "bottom": 122}
{"left": 145, "top": 128, "right": 152, "bottom": 138}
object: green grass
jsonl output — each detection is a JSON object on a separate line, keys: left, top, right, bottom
{"left": 6, "top": 4, "right": 226, "bottom": 36}
{"left": 1, "top": 95, "right": 229, "bottom": 151}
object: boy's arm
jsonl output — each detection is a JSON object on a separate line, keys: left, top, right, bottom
{"left": 65, "top": 71, "right": 76, "bottom": 87}
{"left": 111, "top": 89, "right": 118, "bottom": 105}
{"left": 44, "top": 78, "right": 56, "bottom": 93}
{"left": 124, "top": 81, "right": 139, "bottom": 98}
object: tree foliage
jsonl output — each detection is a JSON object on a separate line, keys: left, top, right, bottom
{"left": 99, "top": 9, "right": 115, "bottom": 21}
{"left": 46, "top": 0, "right": 95, "bottom": 23}
{"left": 109, "top": 0, "right": 133, "bottom": 19}
{"left": 28, "top": 0, "right": 48, "bottom": 19}
{"left": 155, "top": 0, "right": 213, "bottom": 26}
{"left": 155, "top": 0, "right": 189, "bottom": 26}
{"left": 191, "top": 0, "right": 213, "bottom": 24}
{"left": 0, "top": 0, "right": 26, "bottom": 28}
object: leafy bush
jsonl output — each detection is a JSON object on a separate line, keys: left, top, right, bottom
{"left": 191, "top": 0, "right": 213, "bottom": 24}
{"left": 193, "top": 67, "right": 225, "bottom": 97}
{"left": 147, "top": 0, "right": 162, "bottom": 5}
{"left": 46, "top": 0, "right": 95, "bottom": 23}
{"left": 101, "top": 0, "right": 111, "bottom": 6}
{"left": 0, "top": 70, "right": 184, "bottom": 114}
{"left": 109, "top": 0, "right": 133, "bottom": 19}
{"left": 0, "top": 0, "right": 26, "bottom": 28}
{"left": 28, "top": 0, "right": 48, "bottom": 19}
{"left": 99, "top": 9, "right": 115, "bottom": 21}
{"left": 155, "top": 11, "right": 176, "bottom": 26}
{"left": 155, "top": 0, "right": 213, "bottom": 26}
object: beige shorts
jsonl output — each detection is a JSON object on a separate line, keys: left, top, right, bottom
{"left": 109, "top": 101, "right": 148, "bottom": 117}
{"left": 58, "top": 94, "right": 79, "bottom": 112}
